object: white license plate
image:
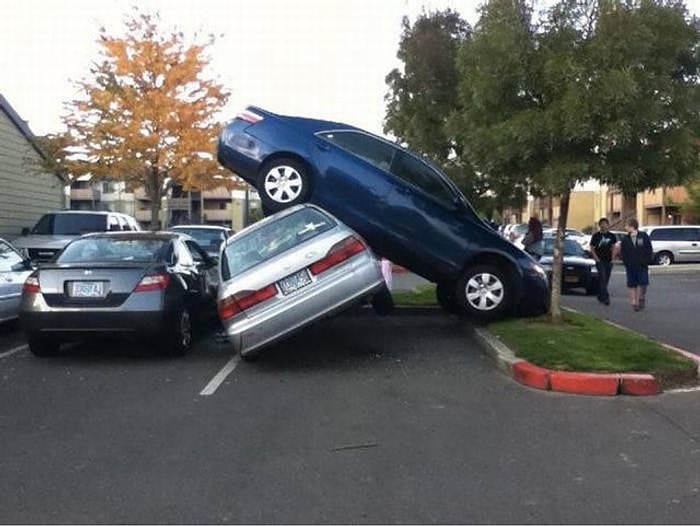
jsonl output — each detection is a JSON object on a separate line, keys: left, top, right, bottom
{"left": 69, "top": 281, "right": 107, "bottom": 298}
{"left": 278, "top": 270, "right": 312, "bottom": 296}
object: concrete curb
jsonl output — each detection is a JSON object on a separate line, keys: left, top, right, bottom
{"left": 473, "top": 323, "right": 700, "bottom": 397}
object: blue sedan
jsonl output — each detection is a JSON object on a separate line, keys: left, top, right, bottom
{"left": 217, "top": 107, "right": 548, "bottom": 321}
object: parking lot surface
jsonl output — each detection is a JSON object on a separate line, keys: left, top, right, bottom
{"left": 2, "top": 313, "right": 700, "bottom": 524}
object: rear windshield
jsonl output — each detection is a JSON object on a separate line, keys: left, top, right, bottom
{"left": 172, "top": 228, "right": 227, "bottom": 249}
{"left": 57, "top": 238, "right": 169, "bottom": 264}
{"left": 543, "top": 238, "right": 586, "bottom": 257}
{"left": 222, "top": 208, "right": 335, "bottom": 280}
{"left": 31, "top": 214, "right": 107, "bottom": 236}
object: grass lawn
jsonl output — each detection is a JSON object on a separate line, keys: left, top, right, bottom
{"left": 490, "top": 310, "right": 697, "bottom": 379}
{"left": 392, "top": 284, "right": 437, "bottom": 306}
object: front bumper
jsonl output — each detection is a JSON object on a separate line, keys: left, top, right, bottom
{"left": 516, "top": 272, "right": 550, "bottom": 316}
{"left": 223, "top": 257, "right": 385, "bottom": 355}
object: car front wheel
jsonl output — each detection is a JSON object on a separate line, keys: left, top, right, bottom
{"left": 655, "top": 251, "right": 673, "bottom": 266}
{"left": 455, "top": 265, "right": 511, "bottom": 322}
{"left": 161, "top": 308, "right": 193, "bottom": 357}
{"left": 258, "top": 158, "right": 311, "bottom": 213}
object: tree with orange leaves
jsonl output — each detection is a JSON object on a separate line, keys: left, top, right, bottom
{"left": 62, "top": 11, "right": 231, "bottom": 229}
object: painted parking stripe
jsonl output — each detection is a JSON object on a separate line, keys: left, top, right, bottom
{"left": 0, "top": 344, "right": 28, "bottom": 360}
{"left": 199, "top": 355, "right": 241, "bottom": 396}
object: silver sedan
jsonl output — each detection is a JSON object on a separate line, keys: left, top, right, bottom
{"left": 218, "top": 205, "right": 387, "bottom": 358}
{"left": 0, "top": 238, "right": 33, "bottom": 324}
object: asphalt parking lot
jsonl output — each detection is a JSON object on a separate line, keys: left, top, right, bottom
{"left": 2, "top": 310, "right": 700, "bottom": 524}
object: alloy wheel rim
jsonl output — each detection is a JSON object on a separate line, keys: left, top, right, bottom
{"left": 181, "top": 311, "right": 192, "bottom": 349}
{"left": 465, "top": 273, "right": 504, "bottom": 311}
{"left": 264, "top": 166, "right": 303, "bottom": 203}
{"left": 658, "top": 254, "right": 671, "bottom": 266}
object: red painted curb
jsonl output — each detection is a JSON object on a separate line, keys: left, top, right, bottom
{"left": 549, "top": 371, "right": 620, "bottom": 396}
{"left": 619, "top": 374, "right": 659, "bottom": 396}
{"left": 512, "top": 362, "right": 550, "bottom": 390}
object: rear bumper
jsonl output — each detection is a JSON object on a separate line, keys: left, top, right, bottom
{"left": 21, "top": 310, "right": 168, "bottom": 340}
{"left": 222, "top": 258, "right": 385, "bottom": 355}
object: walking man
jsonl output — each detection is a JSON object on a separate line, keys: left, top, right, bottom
{"left": 590, "top": 218, "right": 617, "bottom": 305}
{"left": 620, "top": 218, "right": 653, "bottom": 311}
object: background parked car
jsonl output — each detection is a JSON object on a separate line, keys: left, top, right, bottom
{"left": 641, "top": 225, "right": 700, "bottom": 265}
{"left": 539, "top": 237, "right": 599, "bottom": 295}
{"left": 20, "top": 231, "right": 218, "bottom": 357}
{"left": 0, "top": 238, "right": 33, "bottom": 323}
{"left": 218, "top": 204, "right": 388, "bottom": 358}
{"left": 12, "top": 211, "right": 141, "bottom": 264}
{"left": 217, "top": 106, "right": 549, "bottom": 321}
{"left": 169, "top": 225, "right": 234, "bottom": 257}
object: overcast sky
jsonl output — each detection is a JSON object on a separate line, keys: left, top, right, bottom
{"left": 2, "top": 0, "right": 699, "bottom": 138}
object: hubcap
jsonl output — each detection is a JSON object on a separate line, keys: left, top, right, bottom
{"left": 658, "top": 254, "right": 671, "bottom": 266}
{"left": 264, "top": 165, "right": 303, "bottom": 203}
{"left": 180, "top": 311, "right": 192, "bottom": 349}
{"left": 465, "top": 273, "right": 505, "bottom": 311}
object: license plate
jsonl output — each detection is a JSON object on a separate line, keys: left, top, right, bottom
{"left": 564, "top": 275, "right": 579, "bottom": 283}
{"left": 69, "top": 281, "right": 107, "bottom": 298}
{"left": 278, "top": 270, "right": 312, "bottom": 296}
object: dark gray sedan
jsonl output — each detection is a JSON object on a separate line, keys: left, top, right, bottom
{"left": 20, "top": 232, "right": 218, "bottom": 357}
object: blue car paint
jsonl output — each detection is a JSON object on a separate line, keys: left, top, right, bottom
{"left": 217, "top": 106, "right": 548, "bottom": 316}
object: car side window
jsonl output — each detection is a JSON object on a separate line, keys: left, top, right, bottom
{"left": 389, "top": 151, "right": 454, "bottom": 204}
{"left": 318, "top": 131, "right": 395, "bottom": 172}
{"left": 108, "top": 215, "right": 121, "bottom": 232}
{"left": 0, "top": 241, "right": 24, "bottom": 272}
{"left": 651, "top": 228, "right": 684, "bottom": 241}
{"left": 117, "top": 216, "right": 129, "bottom": 231}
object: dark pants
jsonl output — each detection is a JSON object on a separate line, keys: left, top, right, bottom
{"left": 596, "top": 260, "right": 613, "bottom": 302}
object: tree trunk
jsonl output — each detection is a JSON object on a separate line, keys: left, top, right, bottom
{"left": 148, "top": 168, "right": 161, "bottom": 231}
{"left": 550, "top": 188, "right": 571, "bottom": 324}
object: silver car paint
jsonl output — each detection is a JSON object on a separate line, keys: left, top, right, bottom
{"left": 218, "top": 205, "right": 385, "bottom": 355}
{"left": 642, "top": 226, "right": 700, "bottom": 263}
{"left": 0, "top": 238, "right": 32, "bottom": 323}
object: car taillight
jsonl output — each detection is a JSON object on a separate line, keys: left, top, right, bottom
{"left": 23, "top": 274, "right": 40, "bottom": 294}
{"left": 309, "top": 236, "right": 367, "bottom": 276}
{"left": 218, "top": 284, "right": 277, "bottom": 320}
{"left": 236, "top": 109, "right": 264, "bottom": 124}
{"left": 133, "top": 273, "right": 170, "bottom": 292}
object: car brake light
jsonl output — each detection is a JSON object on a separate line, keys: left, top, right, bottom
{"left": 218, "top": 284, "right": 277, "bottom": 320}
{"left": 23, "top": 274, "right": 40, "bottom": 294}
{"left": 236, "top": 109, "right": 264, "bottom": 124}
{"left": 134, "top": 273, "right": 170, "bottom": 292}
{"left": 309, "top": 236, "right": 367, "bottom": 276}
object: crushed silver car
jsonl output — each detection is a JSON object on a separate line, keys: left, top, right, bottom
{"left": 218, "top": 204, "right": 387, "bottom": 358}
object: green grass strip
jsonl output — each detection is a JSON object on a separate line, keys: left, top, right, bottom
{"left": 392, "top": 284, "right": 437, "bottom": 306}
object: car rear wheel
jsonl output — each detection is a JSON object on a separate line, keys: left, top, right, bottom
{"left": 655, "top": 251, "right": 673, "bottom": 266}
{"left": 27, "top": 335, "right": 60, "bottom": 357}
{"left": 455, "top": 265, "right": 511, "bottom": 322}
{"left": 161, "top": 308, "right": 192, "bottom": 356}
{"left": 436, "top": 282, "right": 464, "bottom": 315}
{"left": 258, "top": 158, "right": 311, "bottom": 213}
{"left": 371, "top": 286, "right": 395, "bottom": 316}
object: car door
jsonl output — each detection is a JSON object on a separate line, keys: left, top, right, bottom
{"left": 381, "top": 149, "right": 472, "bottom": 281}
{"left": 184, "top": 239, "right": 219, "bottom": 301}
{"left": 313, "top": 130, "right": 395, "bottom": 250}
{"left": 678, "top": 228, "right": 700, "bottom": 262}
{"left": 0, "top": 240, "right": 32, "bottom": 322}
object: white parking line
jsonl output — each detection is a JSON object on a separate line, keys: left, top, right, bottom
{"left": 199, "top": 355, "right": 241, "bottom": 396}
{"left": 0, "top": 344, "right": 28, "bottom": 360}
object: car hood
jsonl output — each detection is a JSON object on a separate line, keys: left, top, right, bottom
{"left": 11, "top": 235, "right": 78, "bottom": 250}
{"left": 539, "top": 255, "right": 595, "bottom": 267}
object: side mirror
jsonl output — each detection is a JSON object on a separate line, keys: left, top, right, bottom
{"left": 21, "top": 227, "right": 30, "bottom": 236}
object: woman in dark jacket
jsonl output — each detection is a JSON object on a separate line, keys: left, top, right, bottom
{"left": 522, "top": 217, "right": 544, "bottom": 259}
{"left": 620, "top": 218, "right": 653, "bottom": 311}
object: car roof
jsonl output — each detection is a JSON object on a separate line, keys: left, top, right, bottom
{"left": 46, "top": 210, "right": 122, "bottom": 216}
{"left": 643, "top": 225, "right": 698, "bottom": 229}
{"left": 80, "top": 231, "right": 186, "bottom": 241}
{"left": 170, "top": 225, "right": 230, "bottom": 230}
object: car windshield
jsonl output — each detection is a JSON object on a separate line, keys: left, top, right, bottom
{"left": 543, "top": 238, "right": 586, "bottom": 257}
{"left": 31, "top": 214, "right": 107, "bottom": 236}
{"left": 223, "top": 207, "right": 335, "bottom": 280}
{"left": 57, "top": 238, "right": 169, "bottom": 264}
{"left": 172, "top": 228, "right": 226, "bottom": 250}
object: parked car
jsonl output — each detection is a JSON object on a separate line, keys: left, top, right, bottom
{"left": 169, "top": 225, "right": 234, "bottom": 257}
{"left": 0, "top": 238, "right": 34, "bottom": 323}
{"left": 217, "top": 107, "right": 549, "bottom": 321}
{"left": 640, "top": 225, "right": 700, "bottom": 265}
{"left": 218, "top": 204, "right": 389, "bottom": 358}
{"left": 13, "top": 211, "right": 141, "bottom": 265}
{"left": 539, "top": 237, "right": 599, "bottom": 295}
{"left": 20, "top": 231, "right": 218, "bottom": 357}
{"left": 543, "top": 228, "right": 591, "bottom": 251}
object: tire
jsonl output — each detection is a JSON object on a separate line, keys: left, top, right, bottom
{"left": 161, "top": 308, "right": 193, "bottom": 357}
{"left": 436, "top": 281, "right": 464, "bottom": 315}
{"left": 371, "top": 286, "right": 395, "bottom": 316}
{"left": 455, "top": 264, "right": 512, "bottom": 323}
{"left": 27, "top": 334, "right": 60, "bottom": 357}
{"left": 258, "top": 158, "right": 311, "bottom": 213}
{"left": 655, "top": 251, "right": 673, "bottom": 266}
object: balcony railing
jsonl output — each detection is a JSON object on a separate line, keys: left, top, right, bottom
{"left": 70, "top": 188, "right": 102, "bottom": 201}
{"left": 135, "top": 209, "right": 152, "bottom": 222}
{"left": 168, "top": 197, "right": 190, "bottom": 211}
{"left": 202, "top": 187, "right": 232, "bottom": 199}
{"left": 202, "top": 209, "right": 233, "bottom": 222}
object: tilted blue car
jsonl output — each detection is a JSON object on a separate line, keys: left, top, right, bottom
{"left": 217, "top": 106, "right": 548, "bottom": 321}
